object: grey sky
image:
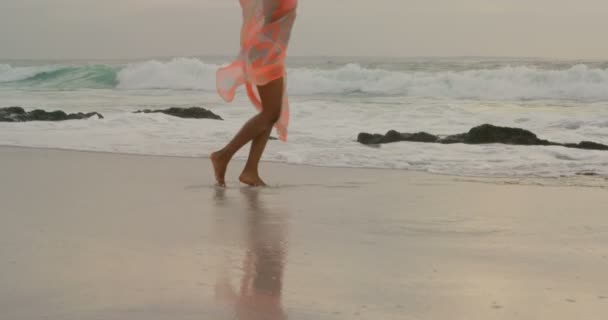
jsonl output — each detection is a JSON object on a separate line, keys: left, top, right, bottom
{"left": 1, "top": 0, "right": 608, "bottom": 59}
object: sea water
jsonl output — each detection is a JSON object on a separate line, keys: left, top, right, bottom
{"left": 1, "top": 56, "right": 607, "bottom": 178}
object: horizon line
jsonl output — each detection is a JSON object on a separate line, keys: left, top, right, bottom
{"left": 1, "top": 54, "right": 607, "bottom": 62}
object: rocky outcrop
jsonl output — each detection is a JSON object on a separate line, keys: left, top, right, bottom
{"left": 358, "top": 124, "right": 608, "bottom": 151}
{"left": 564, "top": 141, "right": 608, "bottom": 151}
{"left": 357, "top": 131, "right": 439, "bottom": 145}
{"left": 446, "top": 124, "right": 552, "bottom": 145}
{"left": 0, "top": 107, "right": 103, "bottom": 122}
{"left": 134, "top": 107, "right": 222, "bottom": 120}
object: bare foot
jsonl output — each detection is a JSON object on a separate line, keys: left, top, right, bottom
{"left": 239, "top": 171, "right": 267, "bottom": 187}
{"left": 210, "top": 151, "right": 229, "bottom": 187}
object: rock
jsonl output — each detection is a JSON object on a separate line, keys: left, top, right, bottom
{"left": 134, "top": 107, "right": 222, "bottom": 120}
{"left": 403, "top": 132, "right": 439, "bottom": 143}
{"left": 357, "top": 133, "right": 385, "bottom": 145}
{"left": 66, "top": 112, "right": 105, "bottom": 120}
{"left": 0, "top": 106, "right": 25, "bottom": 122}
{"left": 4, "top": 106, "right": 26, "bottom": 114}
{"left": 357, "top": 130, "right": 438, "bottom": 144}
{"left": 440, "top": 133, "right": 467, "bottom": 144}
{"left": 576, "top": 171, "right": 598, "bottom": 176}
{"left": 566, "top": 141, "right": 608, "bottom": 151}
{"left": 382, "top": 130, "right": 404, "bottom": 143}
{"left": 29, "top": 109, "right": 68, "bottom": 121}
{"left": 358, "top": 124, "right": 608, "bottom": 152}
{"left": 0, "top": 107, "right": 103, "bottom": 122}
{"left": 463, "top": 124, "right": 551, "bottom": 145}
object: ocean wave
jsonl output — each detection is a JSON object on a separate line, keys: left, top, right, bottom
{"left": 0, "top": 64, "right": 118, "bottom": 89}
{"left": 3, "top": 58, "right": 608, "bottom": 101}
{"left": 288, "top": 63, "right": 608, "bottom": 100}
{"left": 116, "top": 58, "right": 219, "bottom": 90}
{"left": 0, "top": 64, "right": 63, "bottom": 83}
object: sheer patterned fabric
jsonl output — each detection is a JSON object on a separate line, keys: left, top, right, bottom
{"left": 217, "top": 0, "right": 298, "bottom": 141}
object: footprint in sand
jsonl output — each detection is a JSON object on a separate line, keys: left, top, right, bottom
{"left": 491, "top": 302, "right": 503, "bottom": 310}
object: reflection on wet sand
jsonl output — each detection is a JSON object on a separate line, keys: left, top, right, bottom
{"left": 214, "top": 188, "right": 289, "bottom": 320}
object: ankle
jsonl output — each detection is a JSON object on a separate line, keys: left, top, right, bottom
{"left": 214, "top": 149, "right": 232, "bottom": 160}
{"left": 241, "top": 167, "right": 259, "bottom": 176}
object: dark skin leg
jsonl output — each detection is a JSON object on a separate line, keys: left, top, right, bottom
{"left": 240, "top": 126, "right": 273, "bottom": 186}
{"left": 211, "top": 77, "right": 284, "bottom": 187}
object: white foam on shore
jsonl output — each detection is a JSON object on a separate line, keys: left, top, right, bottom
{"left": 1, "top": 91, "right": 607, "bottom": 178}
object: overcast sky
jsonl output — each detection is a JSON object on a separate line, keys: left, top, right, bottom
{"left": 1, "top": 0, "right": 608, "bottom": 59}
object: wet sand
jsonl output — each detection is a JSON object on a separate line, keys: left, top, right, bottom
{"left": 1, "top": 146, "right": 607, "bottom": 320}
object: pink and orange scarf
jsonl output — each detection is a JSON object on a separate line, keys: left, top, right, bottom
{"left": 217, "top": 0, "right": 298, "bottom": 141}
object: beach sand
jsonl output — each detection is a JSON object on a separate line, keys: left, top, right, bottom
{"left": 1, "top": 146, "right": 607, "bottom": 320}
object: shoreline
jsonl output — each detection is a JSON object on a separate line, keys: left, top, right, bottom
{"left": 2, "top": 144, "right": 606, "bottom": 189}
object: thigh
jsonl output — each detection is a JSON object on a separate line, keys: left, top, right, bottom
{"left": 257, "top": 77, "right": 284, "bottom": 118}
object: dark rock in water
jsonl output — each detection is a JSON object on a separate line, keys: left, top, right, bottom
{"left": 29, "top": 109, "right": 68, "bottom": 121}
{"left": 357, "top": 123, "right": 608, "bottom": 152}
{"left": 405, "top": 132, "right": 440, "bottom": 143}
{"left": 357, "top": 130, "right": 438, "bottom": 145}
{"left": 382, "top": 130, "right": 404, "bottom": 143}
{"left": 134, "top": 107, "right": 222, "bottom": 120}
{"left": 357, "top": 132, "right": 386, "bottom": 145}
{"left": 565, "top": 141, "right": 608, "bottom": 151}
{"left": 0, "top": 107, "right": 103, "bottom": 122}
{"left": 66, "top": 112, "right": 105, "bottom": 120}
{"left": 576, "top": 171, "right": 598, "bottom": 176}
{"left": 463, "top": 124, "right": 551, "bottom": 145}
{"left": 440, "top": 133, "right": 467, "bottom": 144}
{"left": 0, "top": 107, "right": 24, "bottom": 122}
{"left": 383, "top": 130, "right": 440, "bottom": 143}
{"left": 4, "top": 106, "right": 26, "bottom": 115}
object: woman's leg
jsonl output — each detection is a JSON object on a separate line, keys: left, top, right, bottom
{"left": 211, "top": 77, "right": 284, "bottom": 186}
{"left": 239, "top": 125, "right": 272, "bottom": 186}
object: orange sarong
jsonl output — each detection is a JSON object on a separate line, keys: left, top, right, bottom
{"left": 217, "top": 0, "right": 298, "bottom": 142}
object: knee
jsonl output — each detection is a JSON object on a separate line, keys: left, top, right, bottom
{"left": 261, "top": 108, "right": 281, "bottom": 125}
